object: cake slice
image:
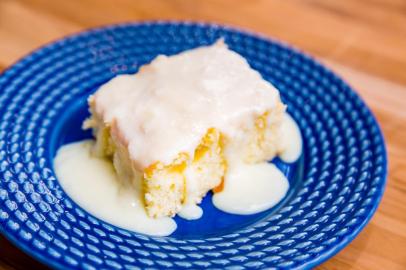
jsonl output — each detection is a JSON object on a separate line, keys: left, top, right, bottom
{"left": 84, "top": 40, "right": 286, "bottom": 218}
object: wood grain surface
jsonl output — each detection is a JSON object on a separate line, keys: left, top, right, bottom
{"left": 0, "top": 0, "right": 405, "bottom": 269}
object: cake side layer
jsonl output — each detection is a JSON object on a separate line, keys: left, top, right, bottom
{"left": 144, "top": 128, "right": 227, "bottom": 218}
{"left": 85, "top": 106, "right": 227, "bottom": 217}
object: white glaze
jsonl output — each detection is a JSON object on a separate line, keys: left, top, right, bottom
{"left": 278, "top": 113, "right": 303, "bottom": 163}
{"left": 92, "top": 40, "right": 281, "bottom": 169}
{"left": 177, "top": 204, "right": 203, "bottom": 220}
{"left": 54, "top": 140, "right": 176, "bottom": 236}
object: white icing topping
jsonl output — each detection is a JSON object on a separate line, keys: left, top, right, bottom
{"left": 93, "top": 41, "right": 280, "bottom": 168}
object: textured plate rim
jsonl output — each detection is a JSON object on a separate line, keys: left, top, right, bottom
{"left": 0, "top": 20, "right": 387, "bottom": 270}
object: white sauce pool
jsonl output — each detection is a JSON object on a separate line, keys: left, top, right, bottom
{"left": 212, "top": 112, "right": 302, "bottom": 215}
{"left": 54, "top": 140, "right": 176, "bottom": 236}
{"left": 177, "top": 204, "right": 203, "bottom": 220}
{"left": 212, "top": 162, "right": 289, "bottom": 214}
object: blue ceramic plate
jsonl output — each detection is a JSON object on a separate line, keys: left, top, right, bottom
{"left": 0, "top": 22, "right": 386, "bottom": 269}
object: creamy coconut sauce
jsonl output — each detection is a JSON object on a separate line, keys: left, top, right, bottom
{"left": 212, "top": 112, "right": 302, "bottom": 215}
{"left": 54, "top": 42, "right": 303, "bottom": 236}
{"left": 212, "top": 163, "right": 289, "bottom": 214}
{"left": 54, "top": 140, "right": 176, "bottom": 236}
{"left": 54, "top": 113, "right": 302, "bottom": 234}
{"left": 177, "top": 204, "right": 203, "bottom": 220}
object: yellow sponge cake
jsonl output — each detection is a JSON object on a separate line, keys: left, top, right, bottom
{"left": 84, "top": 40, "right": 286, "bottom": 218}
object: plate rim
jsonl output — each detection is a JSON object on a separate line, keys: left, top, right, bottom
{"left": 0, "top": 20, "right": 388, "bottom": 270}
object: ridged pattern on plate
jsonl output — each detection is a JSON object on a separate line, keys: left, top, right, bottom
{"left": 0, "top": 22, "right": 386, "bottom": 269}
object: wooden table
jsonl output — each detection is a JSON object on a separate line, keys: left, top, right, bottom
{"left": 0, "top": 1, "right": 405, "bottom": 269}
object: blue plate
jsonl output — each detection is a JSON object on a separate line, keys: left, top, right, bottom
{"left": 0, "top": 22, "right": 387, "bottom": 269}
